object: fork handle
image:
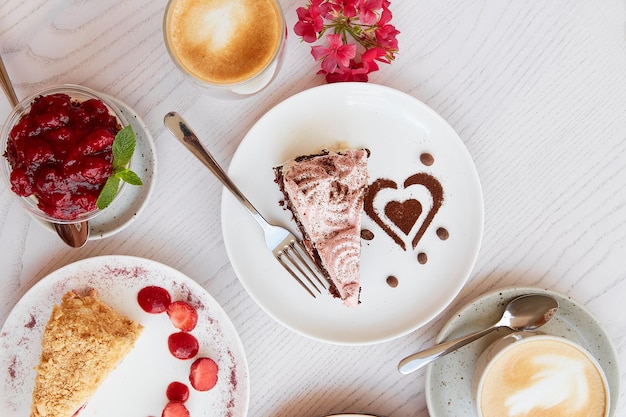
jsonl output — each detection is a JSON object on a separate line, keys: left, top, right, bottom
{"left": 163, "top": 111, "right": 270, "bottom": 230}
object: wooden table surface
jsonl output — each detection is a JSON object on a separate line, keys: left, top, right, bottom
{"left": 1, "top": 1, "right": 624, "bottom": 416}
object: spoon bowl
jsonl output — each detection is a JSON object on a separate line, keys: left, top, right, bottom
{"left": 397, "top": 293, "right": 559, "bottom": 374}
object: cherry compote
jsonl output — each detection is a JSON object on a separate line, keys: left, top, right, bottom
{"left": 168, "top": 332, "right": 199, "bottom": 360}
{"left": 166, "top": 381, "right": 190, "bottom": 403}
{"left": 138, "top": 286, "right": 172, "bottom": 314}
{"left": 4, "top": 93, "right": 120, "bottom": 220}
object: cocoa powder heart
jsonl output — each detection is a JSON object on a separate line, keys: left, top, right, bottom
{"left": 384, "top": 199, "right": 422, "bottom": 235}
{"left": 364, "top": 173, "right": 444, "bottom": 251}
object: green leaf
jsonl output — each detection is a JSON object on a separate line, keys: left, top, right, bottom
{"left": 96, "top": 124, "right": 143, "bottom": 209}
{"left": 112, "top": 125, "right": 136, "bottom": 170}
{"left": 116, "top": 169, "right": 143, "bottom": 186}
{"left": 96, "top": 176, "right": 121, "bottom": 210}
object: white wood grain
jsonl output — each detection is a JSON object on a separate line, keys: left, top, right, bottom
{"left": 0, "top": 1, "right": 624, "bottom": 416}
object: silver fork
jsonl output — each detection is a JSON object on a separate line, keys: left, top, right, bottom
{"left": 164, "top": 111, "right": 327, "bottom": 298}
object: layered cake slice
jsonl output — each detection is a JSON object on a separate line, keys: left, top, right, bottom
{"left": 274, "top": 149, "right": 369, "bottom": 307}
{"left": 30, "top": 289, "right": 143, "bottom": 417}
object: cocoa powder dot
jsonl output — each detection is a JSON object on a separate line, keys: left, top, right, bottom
{"left": 417, "top": 252, "right": 428, "bottom": 264}
{"left": 386, "top": 276, "right": 398, "bottom": 288}
{"left": 420, "top": 153, "right": 434, "bottom": 166}
{"left": 360, "top": 229, "right": 374, "bottom": 240}
{"left": 436, "top": 227, "right": 449, "bottom": 240}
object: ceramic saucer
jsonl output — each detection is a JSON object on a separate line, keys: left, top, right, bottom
{"left": 424, "top": 286, "right": 620, "bottom": 417}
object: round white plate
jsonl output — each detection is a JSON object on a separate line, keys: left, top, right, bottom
{"left": 33, "top": 95, "right": 157, "bottom": 240}
{"left": 0, "top": 255, "right": 249, "bottom": 417}
{"left": 222, "top": 83, "right": 484, "bottom": 345}
{"left": 425, "top": 287, "right": 620, "bottom": 417}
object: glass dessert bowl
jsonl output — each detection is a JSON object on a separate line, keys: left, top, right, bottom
{"left": 0, "top": 84, "right": 132, "bottom": 225}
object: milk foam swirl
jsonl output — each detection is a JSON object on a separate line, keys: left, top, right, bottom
{"left": 479, "top": 338, "right": 608, "bottom": 417}
{"left": 505, "top": 354, "right": 591, "bottom": 415}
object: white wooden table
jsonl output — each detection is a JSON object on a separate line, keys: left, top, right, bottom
{"left": 1, "top": 1, "right": 624, "bottom": 416}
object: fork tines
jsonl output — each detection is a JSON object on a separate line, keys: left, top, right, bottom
{"left": 274, "top": 237, "right": 327, "bottom": 298}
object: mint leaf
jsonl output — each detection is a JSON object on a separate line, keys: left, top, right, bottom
{"left": 116, "top": 169, "right": 143, "bottom": 186}
{"left": 112, "top": 125, "right": 136, "bottom": 170}
{"left": 97, "top": 176, "right": 121, "bottom": 210}
{"left": 96, "top": 125, "right": 143, "bottom": 210}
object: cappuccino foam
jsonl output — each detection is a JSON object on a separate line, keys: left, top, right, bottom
{"left": 167, "top": 0, "right": 282, "bottom": 85}
{"left": 480, "top": 338, "right": 607, "bottom": 417}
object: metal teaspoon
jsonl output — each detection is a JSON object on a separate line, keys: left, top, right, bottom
{"left": 0, "top": 55, "right": 90, "bottom": 247}
{"left": 397, "top": 293, "right": 559, "bottom": 374}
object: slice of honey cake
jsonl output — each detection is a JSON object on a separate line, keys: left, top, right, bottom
{"left": 30, "top": 289, "right": 143, "bottom": 417}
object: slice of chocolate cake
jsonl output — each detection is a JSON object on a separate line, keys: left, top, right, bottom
{"left": 274, "top": 149, "right": 368, "bottom": 307}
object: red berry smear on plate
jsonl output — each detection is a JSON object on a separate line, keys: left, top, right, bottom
{"left": 189, "top": 357, "right": 219, "bottom": 391}
{"left": 137, "top": 286, "right": 172, "bottom": 314}
{"left": 168, "top": 332, "right": 199, "bottom": 360}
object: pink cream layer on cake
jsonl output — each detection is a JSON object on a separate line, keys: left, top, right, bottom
{"left": 277, "top": 149, "right": 368, "bottom": 307}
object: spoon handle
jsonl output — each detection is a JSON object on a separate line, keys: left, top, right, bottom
{"left": 0, "top": 55, "right": 19, "bottom": 107}
{"left": 163, "top": 111, "right": 269, "bottom": 228}
{"left": 397, "top": 325, "right": 500, "bottom": 374}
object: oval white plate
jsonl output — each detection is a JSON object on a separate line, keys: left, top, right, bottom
{"left": 222, "top": 83, "right": 484, "bottom": 345}
{"left": 0, "top": 255, "right": 249, "bottom": 417}
{"left": 425, "top": 287, "right": 620, "bottom": 417}
{"left": 32, "top": 95, "right": 157, "bottom": 240}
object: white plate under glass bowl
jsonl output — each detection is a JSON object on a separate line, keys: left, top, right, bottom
{"left": 0, "top": 255, "right": 249, "bottom": 417}
{"left": 221, "top": 83, "right": 484, "bottom": 345}
{"left": 424, "top": 286, "right": 620, "bottom": 417}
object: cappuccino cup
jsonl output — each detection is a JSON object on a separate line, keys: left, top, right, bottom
{"left": 163, "top": 0, "right": 286, "bottom": 97}
{"left": 473, "top": 333, "right": 609, "bottom": 417}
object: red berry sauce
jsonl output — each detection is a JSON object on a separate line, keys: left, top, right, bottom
{"left": 4, "top": 93, "right": 120, "bottom": 220}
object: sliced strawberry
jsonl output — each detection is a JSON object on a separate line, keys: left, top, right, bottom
{"left": 189, "top": 357, "right": 219, "bottom": 391}
{"left": 161, "top": 401, "right": 190, "bottom": 417}
{"left": 166, "top": 301, "right": 198, "bottom": 332}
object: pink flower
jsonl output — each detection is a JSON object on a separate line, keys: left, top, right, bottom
{"left": 337, "top": 0, "right": 360, "bottom": 18}
{"left": 294, "top": 5, "right": 324, "bottom": 43}
{"left": 376, "top": 22, "right": 399, "bottom": 54}
{"left": 311, "top": 34, "right": 357, "bottom": 74}
{"left": 325, "top": 66, "right": 370, "bottom": 83}
{"left": 362, "top": 47, "right": 386, "bottom": 67}
{"left": 294, "top": 0, "right": 400, "bottom": 83}
{"left": 358, "top": 0, "right": 383, "bottom": 25}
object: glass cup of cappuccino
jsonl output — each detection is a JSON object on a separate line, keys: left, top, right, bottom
{"left": 472, "top": 332, "right": 610, "bottom": 417}
{"left": 163, "top": 0, "right": 286, "bottom": 98}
